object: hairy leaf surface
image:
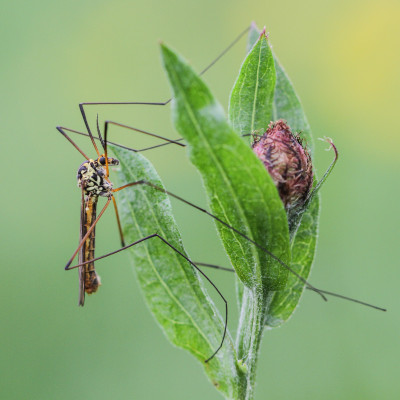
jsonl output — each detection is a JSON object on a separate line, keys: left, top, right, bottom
{"left": 160, "top": 43, "right": 290, "bottom": 292}
{"left": 112, "top": 146, "right": 238, "bottom": 397}
{"left": 266, "top": 194, "right": 319, "bottom": 326}
{"left": 229, "top": 31, "right": 276, "bottom": 144}
{"left": 246, "top": 24, "right": 321, "bottom": 326}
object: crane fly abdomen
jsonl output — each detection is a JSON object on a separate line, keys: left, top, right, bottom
{"left": 78, "top": 194, "right": 101, "bottom": 305}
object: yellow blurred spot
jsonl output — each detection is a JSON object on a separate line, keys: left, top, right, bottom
{"left": 321, "top": 1, "right": 400, "bottom": 155}
{"left": 334, "top": 1, "right": 399, "bottom": 98}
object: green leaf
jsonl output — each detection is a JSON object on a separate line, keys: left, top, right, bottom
{"left": 111, "top": 146, "right": 239, "bottom": 397}
{"left": 265, "top": 193, "right": 320, "bottom": 327}
{"left": 272, "top": 59, "right": 314, "bottom": 153}
{"left": 268, "top": 48, "right": 320, "bottom": 324}
{"left": 247, "top": 23, "right": 314, "bottom": 153}
{"left": 246, "top": 23, "right": 321, "bottom": 326}
{"left": 228, "top": 27, "right": 278, "bottom": 323}
{"left": 229, "top": 30, "right": 276, "bottom": 144}
{"left": 160, "top": 43, "right": 290, "bottom": 292}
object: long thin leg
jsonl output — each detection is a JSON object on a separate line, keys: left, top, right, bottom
{"left": 65, "top": 197, "right": 112, "bottom": 270}
{"left": 79, "top": 103, "right": 101, "bottom": 157}
{"left": 109, "top": 141, "right": 341, "bottom": 299}
{"left": 194, "top": 262, "right": 235, "bottom": 273}
{"left": 55, "top": 126, "right": 184, "bottom": 153}
{"left": 78, "top": 26, "right": 250, "bottom": 136}
{"left": 97, "top": 117, "right": 184, "bottom": 246}
{"left": 57, "top": 121, "right": 185, "bottom": 251}
{"left": 57, "top": 125, "right": 262, "bottom": 155}
{"left": 68, "top": 233, "right": 228, "bottom": 363}
{"left": 197, "top": 26, "right": 251, "bottom": 76}
{"left": 110, "top": 146, "right": 379, "bottom": 309}
{"left": 103, "top": 120, "right": 186, "bottom": 150}
{"left": 102, "top": 120, "right": 186, "bottom": 177}
{"left": 136, "top": 138, "right": 184, "bottom": 152}
{"left": 100, "top": 123, "right": 258, "bottom": 153}
{"left": 56, "top": 127, "right": 90, "bottom": 159}
{"left": 96, "top": 114, "right": 105, "bottom": 149}
{"left": 112, "top": 196, "right": 125, "bottom": 247}
{"left": 194, "top": 262, "right": 386, "bottom": 311}
{"left": 304, "top": 289, "right": 386, "bottom": 311}
{"left": 111, "top": 180, "right": 327, "bottom": 301}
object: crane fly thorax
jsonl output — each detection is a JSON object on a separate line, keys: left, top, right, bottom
{"left": 77, "top": 155, "right": 120, "bottom": 197}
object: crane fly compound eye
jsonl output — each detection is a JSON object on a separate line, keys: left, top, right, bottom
{"left": 99, "top": 157, "right": 106, "bottom": 165}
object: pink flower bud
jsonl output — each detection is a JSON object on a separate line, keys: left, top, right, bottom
{"left": 252, "top": 120, "right": 313, "bottom": 211}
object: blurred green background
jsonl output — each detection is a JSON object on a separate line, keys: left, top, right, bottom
{"left": 1, "top": 0, "right": 399, "bottom": 399}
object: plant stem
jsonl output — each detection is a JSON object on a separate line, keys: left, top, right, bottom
{"left": 236, "top": 286, "right": 273, "bottom": 399}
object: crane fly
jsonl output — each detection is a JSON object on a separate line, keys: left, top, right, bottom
{"left": 58, "top": 119, "right": 199, "bottom": 304}
{"left": 76, "top": 154, "right": 119, "bottom": 305}
{"left": 57, "top": 115, "right": 231, "bottom": 362}
{"left": 58, "top": 25, "right": 385, "bottom": 363}
{"left": 67, "top": 118, "right": 385, "bottom": 312}
{"left": 57, "top": 26, "right": 253, "bottom": 309}
{"left": 60, "top": 24, "right": 386, "bottom": 312}
{"left": 58, "top": 119, "right": 126, "bottom": 306}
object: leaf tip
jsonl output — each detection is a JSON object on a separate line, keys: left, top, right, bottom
{"left": 259, "top": 26, "right": 269, "bottom": 40}
{"left": 160, "top": 42, "right": 175, "bottom": 57}
{"left": 159, "top": 42, "right": 175, "bottom": 70}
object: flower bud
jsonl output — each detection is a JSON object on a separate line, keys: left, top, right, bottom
{"left": 252, "top": 120, "right": 313, "bottom": 211}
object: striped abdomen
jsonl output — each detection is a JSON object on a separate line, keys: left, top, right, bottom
{"left": 78, "top": 195, "right": 101, "bottom": 306}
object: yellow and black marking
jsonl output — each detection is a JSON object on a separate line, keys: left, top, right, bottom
{"left": 77, "top": 155, "right": 119, "bottom": 198}
{"left": 77, "top": 155, "right": 120, "bottom": 306}
{"left": 78, "top": 195, "right": 100, "bottom": 305}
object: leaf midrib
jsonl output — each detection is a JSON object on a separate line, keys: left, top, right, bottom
{"left": 250, "top": 40, "right": 263, "bottom": 134}
{"left": 171, "top": 66, "right": 264, "bottom": 286}
{"left": 118, "top": 155, "right": 226, "bottom": 356}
